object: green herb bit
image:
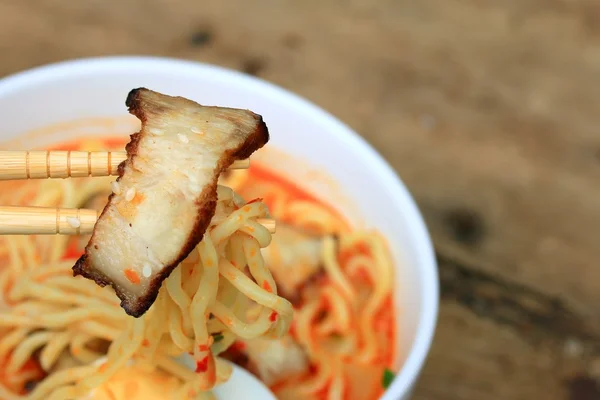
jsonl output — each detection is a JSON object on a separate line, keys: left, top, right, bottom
{"left": 212, "top": 332, "right": 224, "bottom": 342}
{"left": 382, "top": 368, "right": 395, "bottom": 389}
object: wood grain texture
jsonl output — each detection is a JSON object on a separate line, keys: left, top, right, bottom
{"left": 0, "top": 0, "right": 599, "bottom": 398}
{"left": 0, "top": 206, "right": 99, "bottom": 235}
{"left": 0, "top": 151, "right": 248, "bottom": 180}
{"left": 0, "top": 206, "right": 275, "bottom": 236}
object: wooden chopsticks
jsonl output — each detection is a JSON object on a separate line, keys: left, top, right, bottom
{"left": 0, "top": 151, "right": 249, "bottom": 180}
{"left": 0, "top": 149, "right": 275, "bottom": 236}
{"left": 0, "top": 206, "right": 100, "bottom": 235}
{"left": 0, "top": 206, "right": 275, "bottom": 235}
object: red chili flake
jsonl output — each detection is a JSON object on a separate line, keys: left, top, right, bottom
{"left": 288, "top": 320, "right": 297, "bottom": 337}
{"left": 124, "top": 269, "right": 140, "bottom": 284}
{"left": 130, "top": 192, "right": 145, "bottom": 206}
{"left": 195, "top": 356, "right": 209, "bottom": 373}
{"left": 353, "top": 267, "right": 371, "bottom": 282}
{"left": 246, "top": 198, "right": 263, "bottom": 204}
{"left": 62, "top": 240, "right": 83, "bottom": 260}
{"left": 231, "top": 341, "right": 246, "bottom": 351}
{"left": 262, "top": 281, "right": 272, "bottom": 293}
{"left": 198, "top": 344, "right": 209, "bottom": 352}
{"left": 142, "top": 339, "right": 150, "bottom": 347}
{"left": 269, "top": 311, "right": 278, "bottom": 322}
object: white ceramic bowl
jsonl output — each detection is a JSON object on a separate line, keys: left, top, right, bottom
{"left": 0, "top": 56, "right": 438, "bottom": 400}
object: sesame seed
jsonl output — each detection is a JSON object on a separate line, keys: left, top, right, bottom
{"left": 177, "top": 133, "right": 189, "bottom": 143}
{"left": 67, "top": 217, "right": 81, "bottom": 228}
{"left": 149, "top": 128, "right": 164, "bottom": 136}
{"left": 125, "top": 187, "right": 136, "bottom": 202}
{"left": 142, "top": 264, "right": 152, "bottom": 278}
{"left": 190, "top": 126, "right": 204, "bottom": 135}
{"left": 111, "top": 181, "right": 121, "bottom": 195}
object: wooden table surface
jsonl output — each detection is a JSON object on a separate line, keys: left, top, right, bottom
{"left": 1, "top": 1, "right": 599, "bottom": 399}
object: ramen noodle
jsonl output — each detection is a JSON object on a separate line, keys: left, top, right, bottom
{"left": 0, "top": 136, "right": 396, "bottom": 400}
{"left": 220, "top": 165, "right": 396, "bottom": 400}
{"left": 0, "top": 137, "right": 292, "bottom": 400}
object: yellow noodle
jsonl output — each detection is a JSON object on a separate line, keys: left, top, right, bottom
{"left": 1, "top": 365, "right": 95, "bottom": 400}
{"left": 211, "top": 301, "right": 272, "bottom": 339}
{"left": 49, "top": 236, "right": 70, "bottom": 264}
{"left": 157, "top": 355, "right": 197, "bottom": 381}
{"left": 285, "top": 200, "right": 346, "bottom": 233}
{"left": 355, "top": 235, "right": 393, "bottom": 363}
{"left": 76, "top": 321, "right": 120, "bottom": 341}
{"left": 322, "top": 236, "right": 356, "bottom": 300}
{"left": 210, "top": 205, "right": 264, "bottom": 244}
{"left": 0, "top": 137, "right": 401, "bottom": 399}
{"left": 43, "top": 277, "right": 120, "bottom": 305}
{"left": 17, "top": 282, "right": 122, "bottom": 314}
{"left": 242, "top": 235, "right": 277, "bottom": 295}
{"left": 316, "top": 315, "right": 337, "bottom": 336}
{"left": 219, "top": 259, "right": 289, "bottom": 313}
{"left": 39, "top": 330, "right": 73, "bottom": 371}
{"left": 294, "top": 299, "right": 321, "bottom": 358}
{"left": 0, "top": 185, "right": 287, "bottom": 398}
{"left": 0, "top": 328, "right": 30, "bottom": 359}
{"left": 227, "top": 233, "right": 247, "bottom": 272}
{"left": 295, "top": 356, "right": 332, "bottom": 395}
{"left": 6, "top": 236, "right": 22, "bottom": 272}
{"left": 326, "top": 365, "right": 345, "bottom": 400}
{"left": 345, "top": 254, "right": 376, "bottom": 278}
{"left": 321, "top": 285, "right": 351, "bottom": 332}
{"left": 17, "top": 237, "right": 36, "bottom": 270}
{"left": 168, "top": 301, "right": 194, "bottom": 351}
{"left": 166, "top": 267, "right": 194, "bottom": 338}
{"left": 70, "top": 334, "right": 103, "bottom": 364}
{"left": 47, "top": 385, "right": 78, "bottom": 400}
{"left": 7, "top": 331, "right": 54, "bottom": 373}
{"left": 190, "top": 239, "right": 218, "bottom": 369}
{"left": 12, "top": 302, "right": 66, "bottom": 318}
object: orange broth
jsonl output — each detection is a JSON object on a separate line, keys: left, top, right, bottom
{"left": 32, "top": 136, "right": 396, "bottom": 399}
{"left": 245, "top": 163, "right": 396, "bottom": 400}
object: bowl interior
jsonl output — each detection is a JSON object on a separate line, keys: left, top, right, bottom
{"left": 0, "top": 57, "right": 438, "bottom": 399}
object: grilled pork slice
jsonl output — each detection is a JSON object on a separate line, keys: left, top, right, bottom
{"left": 225, "top": 336, "right": 309, "bottom": 386}
{"left": 261, "top": 225, "right": 325, "bottom": 299}
{"left": 73, "top": 88, "right": 269, "bottom": 317}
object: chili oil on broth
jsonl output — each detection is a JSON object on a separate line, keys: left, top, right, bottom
{"left": 222, "top": 164, "right": 397, "bottom": 400}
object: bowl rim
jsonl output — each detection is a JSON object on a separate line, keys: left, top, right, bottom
{"left": 0, "top": 56, "right": 439, "bottom": 398}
